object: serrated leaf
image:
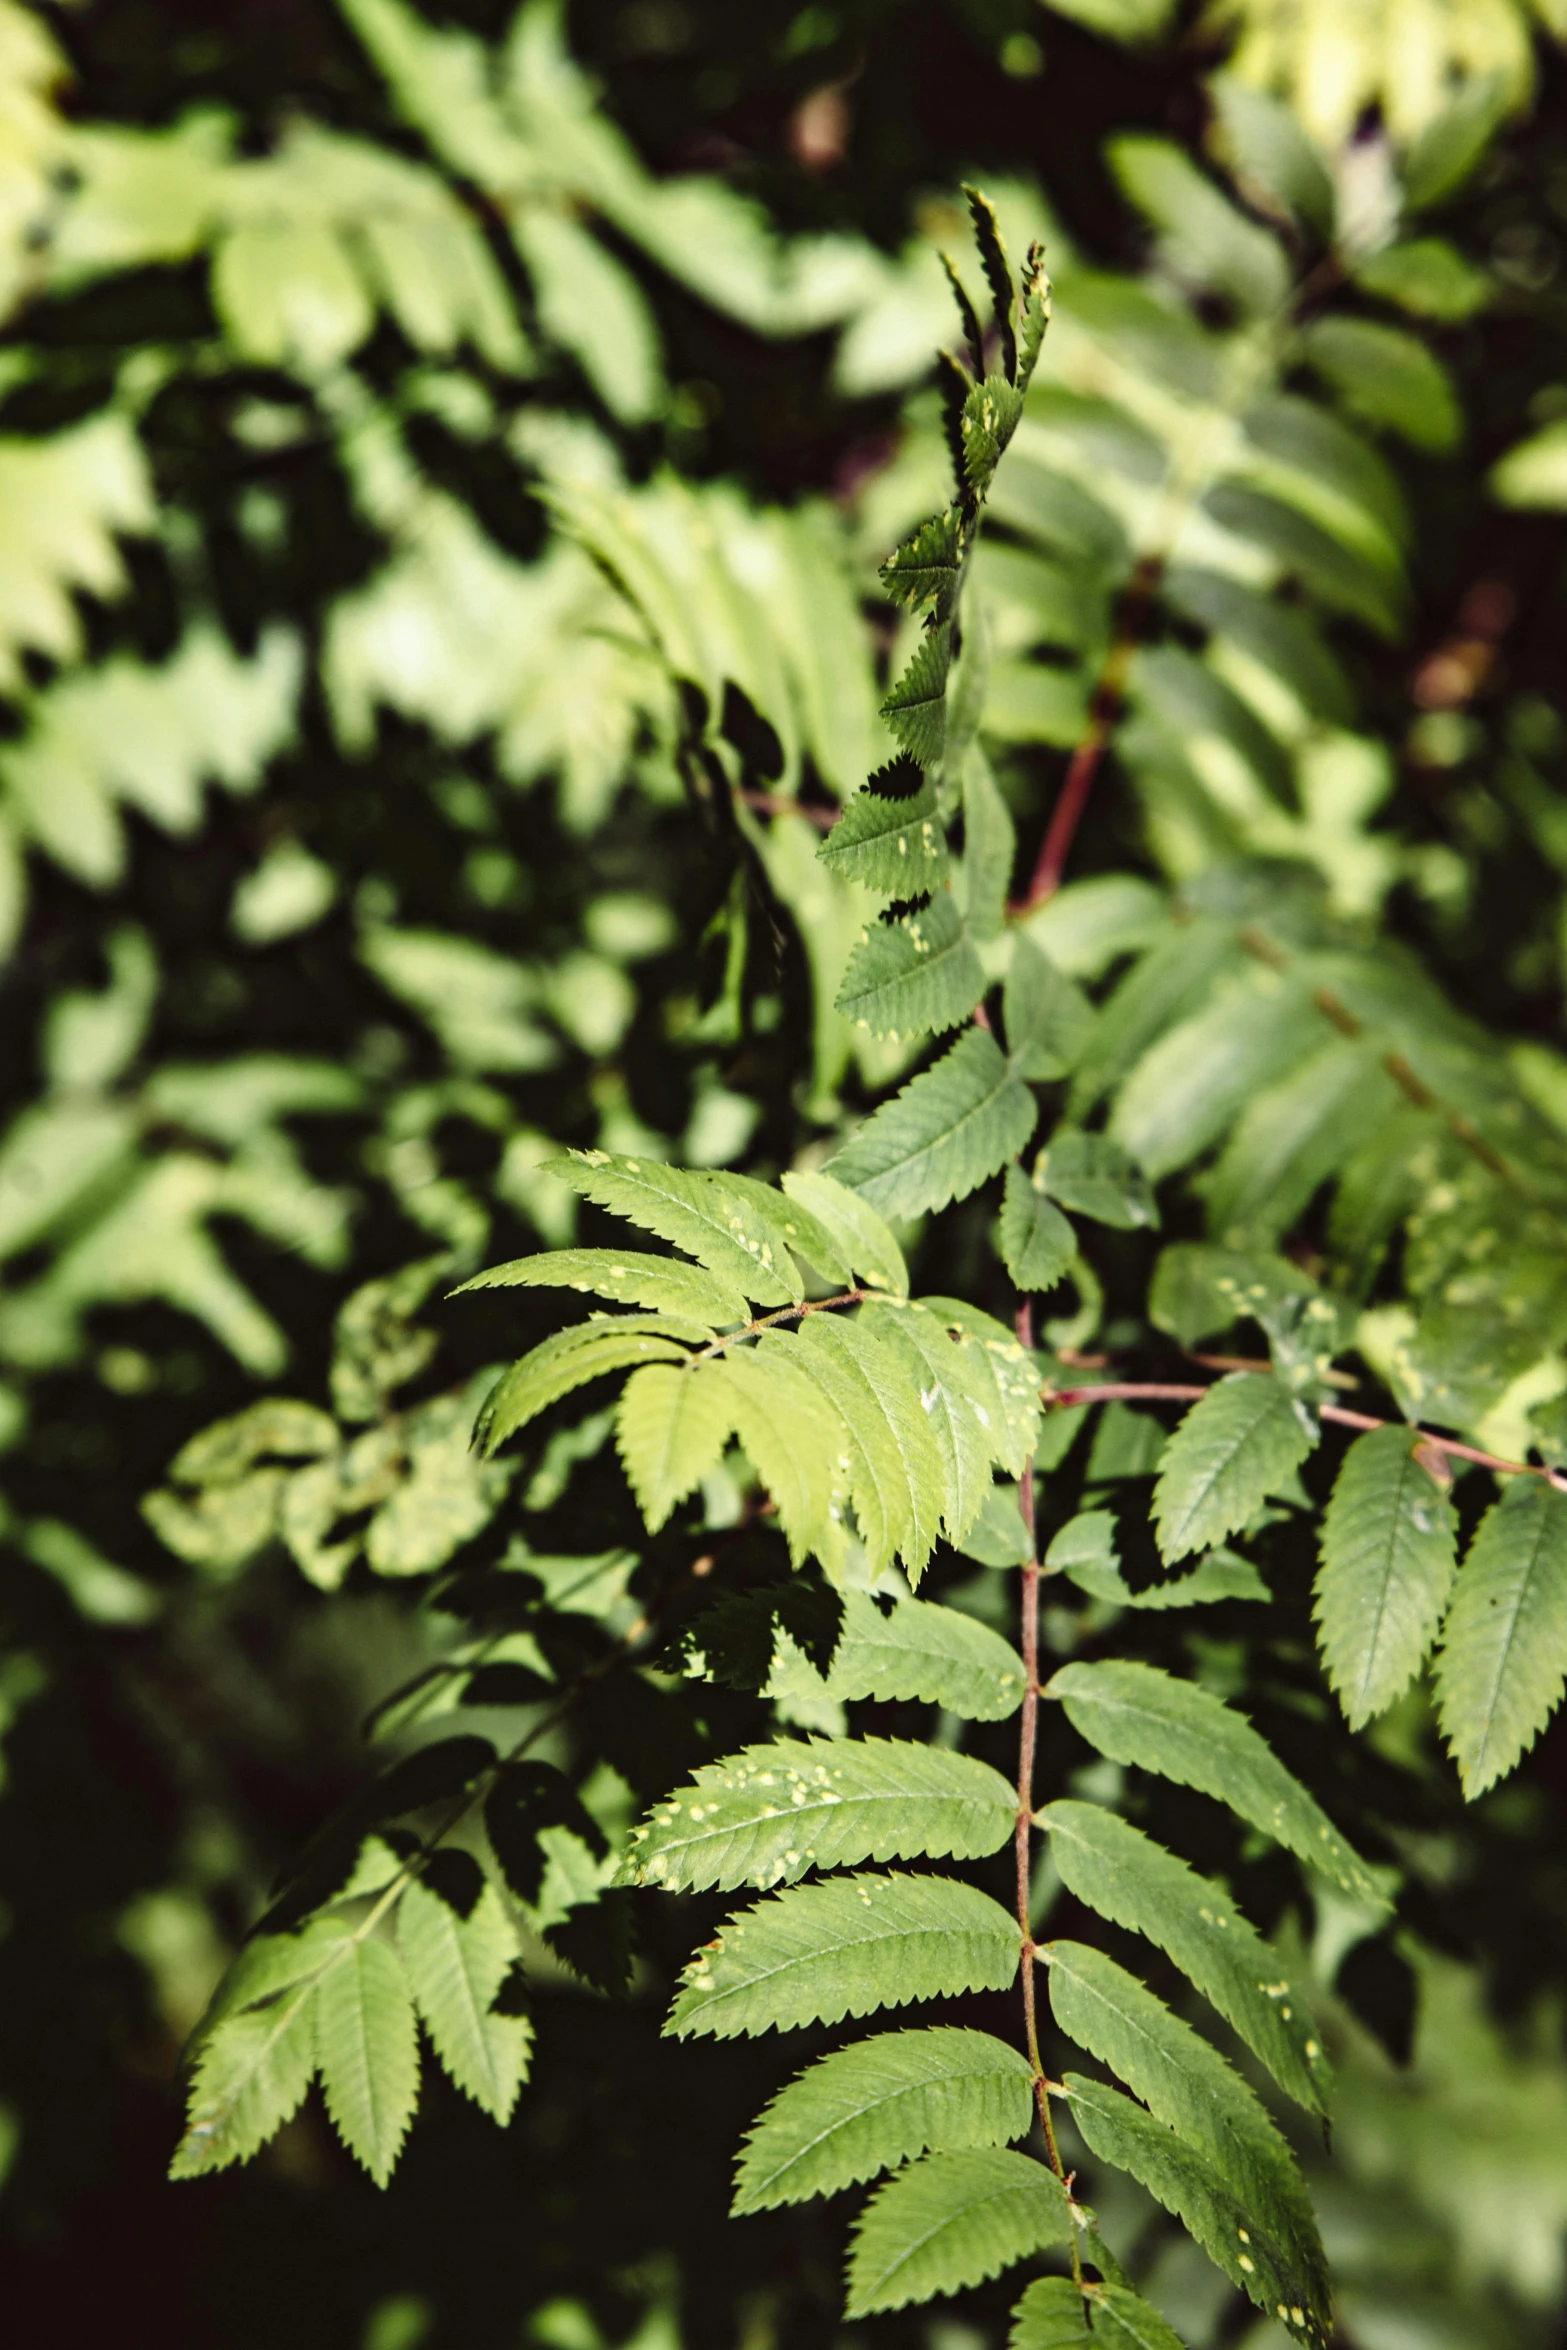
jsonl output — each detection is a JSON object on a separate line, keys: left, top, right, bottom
{"left": 398, "top": 1877, "right": 532, "bottom": 2123}
{"left": 620, "top": 1733, "right": 1014, "bottom": 1894}
{"left": 795, "top": 1311, "right": 949, "bottom": 1579}
{"left": 1046, "top": 1659, "right": 1382, "bottom": 1901}
{"left": 666, "top": 1870, "right": 1021, "bottom": 2039}
{"left": 711, "top": 1339, "right": 850, "bottom": 1573}
{"left": 1045, "top": 1941, "right": 1327, "bottom": 2315}
{"left": 846, "top": 2147, "right": 1072, "bottom": 2317}
{"left": 781, "top": 1169, "right": 908, "bottom": 1298}
{"left": 1065, "top": 2078, "right": 1326, "bottom": 2341}
{"left": 919, "top": 1294, "right": 1042, "bottom": 1475}
{"left": 965, "top": 185, "right": 1018, "bottom": 381}
{"left": 616, "top": 1361, "right": 734, "bottom": 1532}
{"left": 961, "top": 375, "right": 1026, "bottom": 499}
{"left": 1152, "top": 1376, "right": 1317, "bottom": 1564}
{"left": 475, "top": 1320, "right": 695, "bottom": 1454}
{"left": 170, "top": 1992, "right": 320, "bottom": 2180}
{"left": 1205, "top": 1040, "right": 1397, "bottom": 1253}
{"left": 1034, "top": 1130, "right": 1156, "bottom": 1230}
{"left": 852, "top": 1302, "right": 990, "bottom": 1550}
{"left": 1041, "top": 1802, "right": 1329, "bottom": 2115}
{"left": 733, "top": 2026, "right": 1035, "bottom": 2213}
{"left": 881, "top": 624, "right": 952, "bottom": 771}
{"left": 827, "top": 1589, "right": 1026, "bottom": 1719}
{"left": 546, "top": 1150, "right": 799, "bottom": 1305}
{"left": 707, "top": 1168, "right": 853, "bottom": 1297}
{"left": 1316, "top": 1424, "right": 1459, "bottom": 1729}
{"left": 1005, "top": 939, "right": 1093, "bottom": 1080}
{"left": 1434, "top": 1477, "right": 1567, "bottom": 1797}
{"left": 1001, "top": 1164, "right": 1076, "bottom": 1294}
{"left": 452, "top": 1247, "right": 744, "bottom": 1327}
{"left": 881, "top": 510, "right": 966, "bottom": 616}
{"left": 1012, "top": 2279, "right": 1184, "bottom": 2350}
{"left": 817, "top": 767, "right": 950, "bottom": 899}
{"left": 1016, "top": 245, "right": 1052, "bottom": 392}
{"left": 837, "top": 892, "right": 984, "bottom": 1043}
{"left": 829, "top": 1028, "right": 1038, "bottom": 1221}
{"left": 1302, "top": 316, "right": 1461, "bottom": 454}
{"left": 1148, "top": 1243, "right": 1316, "bottom": 1351}
{"left": 314, "top": 1934, "right": 420, "bottom": 2186}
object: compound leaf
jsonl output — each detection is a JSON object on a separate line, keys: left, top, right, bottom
{"left": 829, "top": 1028, "right": 1037, "bottom": 1221}
{"left": 314, "top": 1934, "right": 420, "bottom": 2186}
{"left": 1435, "top": 1477, "right": 1567, "bottom": 1797}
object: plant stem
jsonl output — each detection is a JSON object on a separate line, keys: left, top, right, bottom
{"left": 1043, "top": 1375, "right": 1567, "bottom": 1492}
{"left": 1013, "top": 1300, "right": 1082, "bottom": 2284}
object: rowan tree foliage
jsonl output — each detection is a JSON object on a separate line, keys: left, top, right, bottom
{"left": 4, "top": 3, "right": 1567, "bottom": 2347}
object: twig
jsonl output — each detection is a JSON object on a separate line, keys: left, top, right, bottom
{"left": 735, "top": 788, "right": 838, "bottom": 830}
{"left": 1043, "top": 1375, "right": 1567, "bottom": 1492}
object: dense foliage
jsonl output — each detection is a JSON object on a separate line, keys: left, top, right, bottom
{"left": 5, "top": 2, "right": 1567, "bottom": 2346}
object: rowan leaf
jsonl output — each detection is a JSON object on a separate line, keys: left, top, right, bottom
{"left": 666, "top": 1871, "right": 1021, "bottom": 2039}
{"left": 845, "top": 2148, "right": 1072, "bottom": 2317}
{"left": 1152, "top": 1375, "right": 1317, "bottom": 1564}
{"left": 710, "top": 1340, "right": 849, "bottom": 1575}
{"left": 1316, "top": 1424, "right": 1459, "bottom": 1729}
{"left": 475, "top": 1320, "right": 695, "bottom": 1454}
{"left": 881, "top": 625, "right": 952, "bottom": 771}
{"left": 881, "top": 510, "right": 966, "bottom": 617}
{"left": 314, "top": 1934, "right": 420, "bottom": 2186}
{"left": 616, "top": 1361, "right": 733, "bottom": 1531}
{"left": 1046, "top": 1511, "right": 1268, "bottom": 1609}
{"left": 545, "top": 1150, "right": 800, "bottom": 1304}
{"left": 1001, "top": 1163, "right": 1076, "bottom": 1294}
{"left": 1033, "top": 1130, "right": 1156, "bottom": 1231}
{"left": 169, "top": 1992, "right": 320, "bottom": 2180}
{"left": 1041, "top": 1801, "right": 1330, "bottom": 2115}
{"left": 618, "top": 1733, "right": 1015, "bottom": 1894}
{"left": 780, "top": 1169, "right": 908, "bottom": 1298}
{"left": 1435, "top": 1477, "right": 1567, "bottom": 1796}
{"left": 795, "top": 1311, "right": 949, "bottom": 1579}
{"left": 836, "top": 892, "right": 985, "bottom": 1043}
{"left": 733, "top": 2026, "right": 1034, "bottom": 2212}
{"left": 452, "top": 1247, "right": 744, "bottom": 1328}
{"left": 1046, "top": 1658, "right": 1384, "bottom": 1901}
{"left": 826, "top": 1589, "right": 1026, "bottom": 1719}
{"left": 398, "top": 1876, "right": 532, "bottom": 2123}
{"left": 817, "top": 765, "right": 950, "bottom": 898}
{"left": 829, "top": 1028, "right": 1038, "bottom": 1221}
{"left": 1005, "top": 938, "right": 1093, "bottom": 1080}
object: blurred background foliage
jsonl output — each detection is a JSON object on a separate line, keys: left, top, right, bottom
{"left": 3, "top": 0, "right": 1567, "bottom": 2345}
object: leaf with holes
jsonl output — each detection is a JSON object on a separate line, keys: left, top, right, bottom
{"left": 818, "top": 765, "right": 950, "bottom": 899}
{"left": 545, "top": 1150, "right": 800, "bottom": 1304}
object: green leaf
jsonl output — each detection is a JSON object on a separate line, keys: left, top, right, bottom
{"left": 836, "top": 893, "right": 984, "bottom": 1043}
{"left": 817, "top": 767, "right": 950, "bottom": 899}
{"left": 1046, "top": 1659, "right": 1383, "bottom": 1901}
{"left": 1147, "top": 1242, "right": 1316, "bottom": 1351}
{"left": 829, "top": 1028, "right": 1038, "bottom": 1220}
{"left": 857, "top": 1297, "right": 1023, "bottom": 1542}
{"left": 619, "top": 1734, "right": 1015, "bottom": 1894}
{"left": 795, "top": 1312, "right": 949, "bottom": 1578}
{"left": 708, "top": 1341, "right": 849, "bottom": 1574}
{"left": 1434, "top": 1477, "right": 1567, "bottom": 1797}
{"left": 1316, "top": 1424, "right": 1459, "bottom": 1729}
{"left": 1207, "top": 73, "right": 1334, "bottom": 235}
{"left": 965, "top": 185, "right": 1019, "bottom": 383}
{"left": 845, "top": 2148, "right": 1072, "bottom": 2317}
{"left": 1301, "top": 317, "right": 1462, "bottom": 455}
{"left": 1008, "top": 2278, "right": 1092, "bottom": 2350}
{"left": 1108, "top": 134, "right": 1289, "bottom": 315}
{"left": 1005, "top": 939, "right": 1093, "bottom": 1080}
{"left": 546, "top": 1150, "right": 800, "bottom": 1306}
{"left": 1033, "top": 1131, "right": 1156, "bottom": 1230}
{"left": 780, "top": 1169, "right": 908, "bottom": 1298}
{"left": 881, "top": 625, "right": 952, "bottom": 771}
{"left": 1040, "top": 1801, "right": 1330, "bottom": 2114}
{"left": 1001, "top": 1163, "right": 1076, "bottom": 1294}
{"left": 881, "top": 511, "right": 966, "bottom": 617}
{"left": 1065, "top": 2077, "right": 1327, "bottom": 2340}
{"left": 827, "top": 1588, "right": 1026, "bottom": 1719}
{"left": 314, "top": 1934, "right": 420, "bottom": 2186}
{"left": 918, "top": 1295, "right": 1042, "bottom": 1475}
{"left": 1204, "top": 1040, "right": 1398, "bottom": 1252}
{"left": 1081, "top": 2288, "right": 1188, "bottom": 2350}
{"left": 1047, "top": 1510, "right": 1268, "bottom": 1609}
{"left": 961, "top": 375, "right": 1026, "bottom": 499}
{"left": 1490, "top": 418, "right": 1567, "bottom": 511}
{"left": 170, "top": 1991, "right": 320, "bottom": 2179}
{"left": 733, "top": 2025, "right": 1035, "bottom": 2213}
{"left": 453, "top": 1247, "right": 745, "bottom": 1328}
{"left": 398, "top": 1877, "right": 532, "bottom": 2123}
{"left": 475, "top": 1320, "right": 695, "bottom": 1455}
{"left": 1152, "top": 1376, "right": 1317, "bottom": 1564}
{"left": 665, "top": 1871, "right": 1021, "bottom": 2039}
{"left": 1353, "top": 238, "right": 1492, "bottom": 322}
{"left": 1046, "top": 1941, "right": 1327, "bottom": 2315}
{"left": 1069, "top": 918, "right": 1246, "bottom": 1119}
{"left": 616, "top": 1361, "right": 733, "bottom": 1533}
{"left": 959, "top": 753, "right": 1015, "bottom": 942}
{"left": 1110, "top": 976, "right": 1323, "bottom": 1181}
